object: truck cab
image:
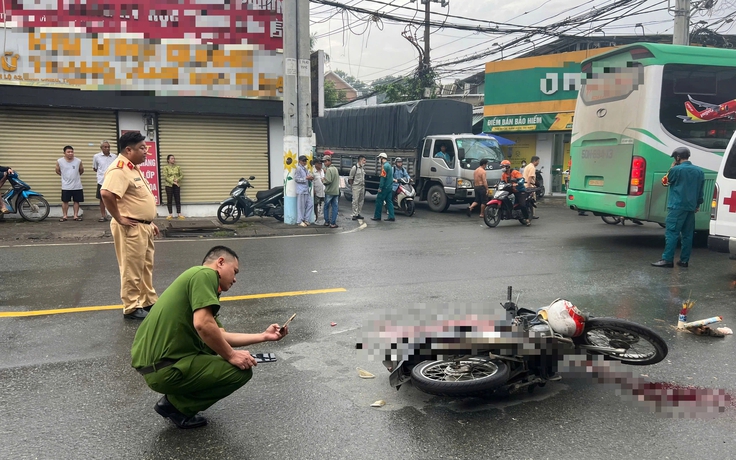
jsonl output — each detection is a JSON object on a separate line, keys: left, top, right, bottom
{"left": 419, "top": 134, "right": 504, "bottom": 212}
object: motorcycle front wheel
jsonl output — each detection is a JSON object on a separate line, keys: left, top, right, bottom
{"left": 484, "top": 206, "right": 500, "bottom": 228}
{"left": 404, "top": 200, "right": 415, "bottom": 217}
{"left": 601, "top": 216, "right": 623, "bottom": 225}
{"left": 410, "top": 358, "right": 510, "bottom": 397}
{"left": 18, "top": 196, "right": 50, "bottom": 222}
{"left": 217, "top": 203, "right": 241, "bottom": 224}
{"left": 574, "top": 318, "right": 668, "bottom": 366}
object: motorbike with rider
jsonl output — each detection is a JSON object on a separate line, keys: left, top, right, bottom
{"left": 392, "top": 157, "right": 416, "bottom": 216}
{"left": 500, "top": 159, "right": 531, "bottom": 226}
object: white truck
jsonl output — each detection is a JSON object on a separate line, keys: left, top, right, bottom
{"left": 313, "top": 99, "right": 505, "bottom": 212}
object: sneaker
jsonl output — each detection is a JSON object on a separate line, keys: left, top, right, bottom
{"left": 357, "top": 215, "right": 364, "bottom": 219}
{"left": 299, "top": 221, "right": 308, "bottom": 227}
{"left": 178, "top": 215, "right": 186, "bottom": 220}
{"left": 166, "top": 215, "right": 173, "bottom": 220}
{"left": 352, "top": 216, "right": 358, "bottom": 220}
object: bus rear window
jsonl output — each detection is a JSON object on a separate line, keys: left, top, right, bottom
{"left": 660, "top": 64, "right": 736, "bottom": 150}
{"left": 580, "top": 63, "right": 644, "bottom": 105}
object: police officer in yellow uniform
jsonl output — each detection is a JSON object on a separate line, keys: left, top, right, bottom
{"left": 101, "top": 131, "right": 160, "bottom": 320}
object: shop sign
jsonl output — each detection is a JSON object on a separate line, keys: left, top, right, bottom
{"left": 484, "top": 113, "right": 574, "bottom": 133}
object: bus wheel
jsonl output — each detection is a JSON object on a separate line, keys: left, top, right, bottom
{"left": 601, "top": 216, "right": 622, "bottom": 225}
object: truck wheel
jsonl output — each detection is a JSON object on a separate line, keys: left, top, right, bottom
{"left": 427, "top": 185, "right": 448, "bottom": 213}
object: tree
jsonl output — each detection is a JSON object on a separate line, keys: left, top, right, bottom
{"left": 333, "top": 69, "right": 369, "bottom": 94}
{"left": 373, "top": 69, "right": 438, "bottom": 103}
{"left": 324, "top": 80, "right": 347, "bottom": 108}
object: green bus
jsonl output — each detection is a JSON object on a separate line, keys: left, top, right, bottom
{"left": 566, "top": 43, "right": 736, "bottom": 230}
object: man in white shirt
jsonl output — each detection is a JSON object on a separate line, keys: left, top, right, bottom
{"left": 523, "top": 156, "right": 540, "bottom": 219}
{"left": 55, "top": 145, "right": 85, "bottom": 221}
{"left": 92, "top": 140, "right": 117, "bottom": 222}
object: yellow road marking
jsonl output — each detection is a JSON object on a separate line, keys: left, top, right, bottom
{"left": 0, "top": 288, "right": 347, "bottom": 318}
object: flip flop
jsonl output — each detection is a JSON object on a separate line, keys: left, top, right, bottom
{"left": 59, "top": 217, "right": 68, "bottom": 222}
{"left": 98, "top": 217, "right": 106, "bottom": 222}
{"left": 74, "top": 217, "right": 83, "bottom": 221}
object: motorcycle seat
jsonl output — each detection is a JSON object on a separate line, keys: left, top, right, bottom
{"left": 256, "top": 186, "right": 283, "bottom": 201}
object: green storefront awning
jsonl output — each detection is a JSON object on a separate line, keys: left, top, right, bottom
{"left": 483, "top": 112, "right": 574, "bottom": 133}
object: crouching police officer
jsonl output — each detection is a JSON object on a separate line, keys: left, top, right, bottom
{"left": 131, "top": 246, "right": 289, "bottom": 429}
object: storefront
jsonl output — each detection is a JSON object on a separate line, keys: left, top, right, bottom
{"left": 0, "top": 1, "right": 284, "bottom": 216}
{"left": 483, "top": 49, "right": 613, "bottom": 194}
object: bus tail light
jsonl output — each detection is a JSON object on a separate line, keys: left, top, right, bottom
{"left": 711, "top": 184, "right": 719, "bottom": 220}
{"left": 629, "top": 156, "right": 646, "bottom": 196}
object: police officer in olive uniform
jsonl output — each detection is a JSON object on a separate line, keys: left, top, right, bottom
{"left": 131, "top": 246, "right": 288, "bottom": 429}
{"left": 101, "top": 131, "right": 160, "bottom": 320}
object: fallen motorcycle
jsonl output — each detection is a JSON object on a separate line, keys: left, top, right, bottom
{"left": 364, "top": 286, "right": 668, "bottom": 397}
{"left": 217, "top": 176, "right": 284, "bottom": 224}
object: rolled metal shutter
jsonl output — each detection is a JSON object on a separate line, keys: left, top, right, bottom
{"left": 157, "top": 115, "right": 269, "bottom": 204}
{"left": 0, "top": 107, "right": 117, "bottom": 205}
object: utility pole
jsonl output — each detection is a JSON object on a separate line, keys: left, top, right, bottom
{"left": 673, "top": 0, "right": 691, "bottom": 45}
{"left": 283, "top": 0, "right": 313, "bottom": 225}
{"left": 419, "top": 0, "right": 448, "bottom": 98}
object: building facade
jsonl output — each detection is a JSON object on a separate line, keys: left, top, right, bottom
{"left": 483, "top": 48, "right": 613, "bottom": 195}
{"left": 0, "top": 0, "right": 285, "bottom": 217}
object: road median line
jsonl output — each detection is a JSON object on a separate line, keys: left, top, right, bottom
{"left": 0, "top": 287, "right": 347, "bottom": 318}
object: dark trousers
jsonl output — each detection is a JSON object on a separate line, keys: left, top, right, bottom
{"left": 165, "top": 185, "right": 181, "bottom": 214}
{"left": 514, "top": 192, "right": 529, "bottom": 219}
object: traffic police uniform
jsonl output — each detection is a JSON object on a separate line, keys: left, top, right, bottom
{"left": 102, "top": 156, "right": 158, "bottom": 315}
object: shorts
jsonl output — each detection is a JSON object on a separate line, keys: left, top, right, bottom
{"left": 96, "top": 183, "right": 103, "bottom": 200}
{"left": 61, "top": 189, "right": 84, "bottom": 203}
{"left": 474, "top": 186, "right": 487, "bottom": 205}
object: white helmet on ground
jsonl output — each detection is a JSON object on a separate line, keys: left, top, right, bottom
{"left": 541, "top": 299, "right": 586, "bottom": 337}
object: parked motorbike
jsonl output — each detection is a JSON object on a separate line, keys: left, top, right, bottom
{"left": 217, "top": 176, "right": 284, "bottom": 224}
{"left": 372, "top": 286, "right": 668, "bottom": 397}
{"left": 483, "top": 182, "right": 537, "bottom": 227}
{"left": 1, "top": 172, "right": 50, "bottom": 222}
{"left": 393, "top": 178, "right": 416, "bottom": 216}
{"left": 534, "top": 166, "right": 545, "bottom": 198}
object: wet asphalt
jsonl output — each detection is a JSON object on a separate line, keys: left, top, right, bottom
{"left": 1, "top": 198, "right": 736, "bottom": 460}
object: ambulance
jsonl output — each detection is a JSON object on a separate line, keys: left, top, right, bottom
{"left": 709, "top": 131, "right": 736, "bottom": 255}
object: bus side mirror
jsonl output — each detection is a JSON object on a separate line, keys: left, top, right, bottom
{"left": 457, "top": 148, "right": 465, "bottom": 160}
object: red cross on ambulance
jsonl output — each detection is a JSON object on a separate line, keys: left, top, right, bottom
{"left": 724, "top": 190, "right": 736, "bottom": 213}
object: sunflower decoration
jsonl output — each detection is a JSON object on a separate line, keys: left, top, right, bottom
{"left": 283, "top": 149, "right": 298, "bottom": 179}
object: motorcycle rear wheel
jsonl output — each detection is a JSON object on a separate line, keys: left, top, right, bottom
{"left": 537, "top": 186, "right": 545, "bottom": 198}
{"left": 217, "top": 203, "right": 241, "bottom": 224}
{"left": 410, "top": 358, "right": 509, "bottom": 397}
{"left": 18, "top": 196, "right": 50, "bottom": 222}
{"left": 404, "top": 200, "right": 415, "bottom": 217}
{"left": 484, "top": 206, "right": 500, "bottom": 228}
{"left": 574, "top": 318, "right": 668, "bottom": 366}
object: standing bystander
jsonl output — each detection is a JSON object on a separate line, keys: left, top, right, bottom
{"left": 523, "top": 156, "right": 540, "bottom": 219}
{"left": 162, "top": 155, "right": 185, "bottom": 220}
{"left": 101, "top": 132, "right": 160, "bottom": 320}
{"left": 0, "top": 165, "right": 13, "bottom": 213}
{"left": 372, "top": 152, "right": 395, "bottom": 222}
{"left": 652, "top": 147, "right": 705, "bottom": 268}
{"left": 322, "top": 154, "right": 340, "bottom": 228}
{"left": 92, "top": 140, "right": 117, "bottom": 222}
{"left": 467, "top": 159, "right": 489, "bottom": 218}
{"left": 349, "top": 155, "right": 366, "bottom": 220}
{"left": 294, "top": 155, "right": 314, "bottom": 227}
{"left": 56, "top": 145, "right": 85, "bottom": 221}
{"left": 312, "top": 158, "right": 325, "bottom": 224}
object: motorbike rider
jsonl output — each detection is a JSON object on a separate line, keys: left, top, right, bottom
{"left": 500, "top": 159, "right": 530, "bottom": 226}
{"left": 392, "top": 157, "right": 410, "bottom": 193}
{"left": 0, "top": 165, "right": 13, "bottom": 213}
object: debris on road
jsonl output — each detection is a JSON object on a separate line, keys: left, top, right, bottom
{"left": 370, "top": 400, "right": 386, "bottom": 407}
{"left": 330, "top": 322, "right": 337, "bottom": 327}
{"left": 357, "top": 368, "right": 375, "bottom": 379}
